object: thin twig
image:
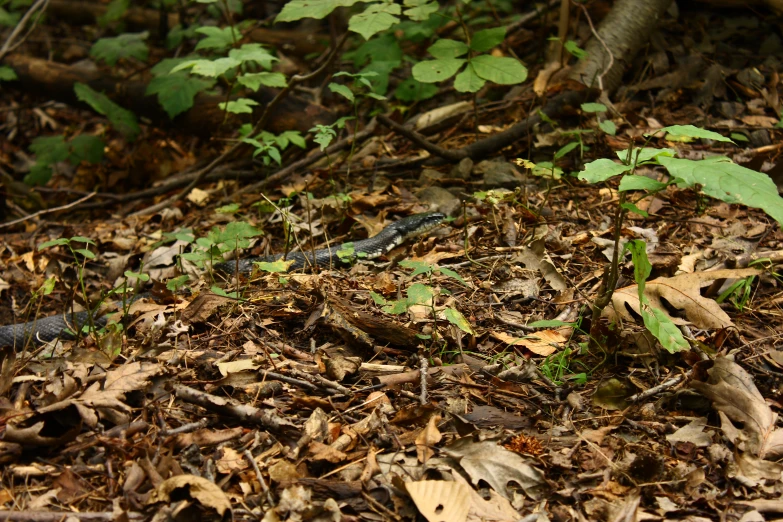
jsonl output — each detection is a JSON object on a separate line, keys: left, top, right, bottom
{"left": 0, "top": 0, "right": 49, "bottom": 60}
{"left": 377, "top": 114, "right": 466, "bottom": 162}
{"left": 627, "top": 373, "right": 686, "bottom": 403}
{"left": 0, "top": 191, "right": 96, "bottom": 229}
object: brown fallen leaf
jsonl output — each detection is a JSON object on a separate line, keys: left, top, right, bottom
{"left": 147, "top": 475, "right": 232, "bottom": 517}
{"left": 606, "top": 268, "right": 760, "bottom": 329}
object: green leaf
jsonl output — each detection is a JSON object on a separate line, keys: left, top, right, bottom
{"left": 146, "top": 67, "right": 214, "bottom": 119}
{"left": 229, "top": 43, "right": 277, "bottom": 69}
{"left": 167, "top": 275, "right": 190, "bottom": 292}
{"left": 578, "top": 158, "right": 632, "bottom": 183}
{"left": 38, "top": 238, "right": 70, "bottom": 250}
{"left": 730, "top": 132, "right": 749, "bottom": 142}
{"left": 554, "top": 141, "right": 579, "bottom": 160}
{"left": 658, "top": 156, "right": 783, "bottom": 225}
{"left": 219, "top": 98, "right": 259, "bottom": 114}
{"left": 329, "top": 82, "right": 355, "bottom": 102}
{"left": 470, "top": 27, "right": 505, "bottom": 52}
{"left": 0, "top": 65, "right": 18, "bottom": 81}
{"left": 412, "top": 58, "right": 465, "bottom": 82}
{"left": 643, "top": 306, "right": 689, "bottom": 353}
{"left": 403, "top": 0, "right": 438, "bottom": 21}
{"left": 469, "top": 55, "right": 527, "bottom": 85}
{"left": 563, "top": 40, "right": 587, "bottom": 59}
{"left": 74, "top": 83, "right": 140, "bottom": 140}
{"left": 30, "top": 135, "right": 69, "bottom": 164}
{"left": 211, "top": 285, "right": 240, "bottom": 300}
{"left": 238, "top": 72, "right": 287, "bottom": 90}
{"left": 90, "top": 32, "right": 149, "bottom": 66}
{"left": 443, "top": 307, "right": 474, "bottom": 334}
{"left": 399, "top": 260, "right": 433, "bottom": 277}
{"left": 427, "top": 38, "right": 469, "bottom": 59}
{"left": 407, "top": 283, "right": 434, "bottom": 304}
{"left": 171, "top": 57, "right": 241, "bottom": 77}
{"left": 383, "top": 298, "right": 410, "bottom": 315}
{"left": 98, "top": 0, "right": 129, "bottom": 26}
{"left": 621, "top": 202, "right": 649, "bottom": 217}
{"left": 453, "top": 63, "right": 485, "bottom": 92}
{"left": 625, "top": 240, "right": 651, "bottom": 294}
{"left": 74, "top": 249, "right": 96, "bottom": 259}
{"left": 195, "top": 26, "right": 238, "bottom": 51}
{"left": 598, "top": 120, "right": 616, "bottom": 135}
{"left": 527, "top": 319, "right": 575, "bottom": 328}
{"left": 253, "top": 260, "right": 293, "bottom": 273}
{"left": 69, "top": 135, "right": 105, "bottom": 164}
{"left": 41, "top": 276, "right": 57, "bottom": 295}
{"left": 0, "top": 7, "right": 21, "bottom": 27}
{"left": 216, "top": 203, "right": 240, "bottom": 214}
{"left": 394, "top": 77, "right": 438, "bottom": 101}
{"left": 615, "top": 147, "right": 675, "bottom": 165}
{"left": 437, "top": 266, "right": 467, "bottom": 286}
{"left": 25, "top": 164, "right": 53, "bottom": 186}
{"left": 581, "top": 102, "right": 606, "bottom": 113}
{"left": 648, "top": 124, "right": 733, "bottom": 143}
{"left": 349, "top": 2, "right": 401, "bottom": 40}
{"left": 370, "top": 291, "right": 387, "bottom": 305}
{"left": 276, "top": 0, "right": 364, "bottom": 22}
{"left": 617, "top": 175, "right": 667, "bottom": 192}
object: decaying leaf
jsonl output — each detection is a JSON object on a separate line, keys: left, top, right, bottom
{"left": 442, "top": 437, "right": 545, "bottom": 499}
{"left": 147, "top": 474, "right": 232, "bottom": 517}
{"left": 692, "top": 357, "right": 783, "bottom": 460}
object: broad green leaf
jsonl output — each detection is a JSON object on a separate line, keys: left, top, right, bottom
{"left": 403, "top": 0, "right": 438, "bottom": 20}
{"left": 470, "top": 55, "right": 527, "bottom": 84}
{"left": 211, "top": 285, "right": 240, "bottom": 300}
{"left": 581, "top": 102, "right": 606, "bottom": 113}
{"left": 171, "top": 57, "right": 241, "bottom": 77}
{"left": 253, "top": 260, "right": 293, "bottom": 273}
{"left": 146, "top": 71, "right": 214, "bottom": 119}
{"left": 648, "top": 124, "right": 733, "bottom": 143}
{"left": 71, "top": 236, "right": 95, "bottom": 245}
{"left": 229, "top": 43, "right": 277, "bottom": 69}
{"left": 30, "top": 135, "right": 69, "bottom": 164}
{"left": 658, "top": 156, "right": 783, "bottom": 225}
{"left": 238, "top": 72, "right": 287, "bottom": 90}
{"left": 90, "top": 32, "right": 149, "bottom": 65}
{"left": 349, "top": 3, "right": 401, "bottom": 40}
{"left": 625, "top": 240, "right": 651, "bottom": 294}
{"left": 399, "top": 260, "right": 433, "bottom": 277}
{"left": 731, "top": 132, "right": 749, "bottom": 142}
{"left": 412, "top": 58, "right": 465, "bottom": 82}
{"left": 617, "top": 175, "right": 667, "bottom": 192}
{"left": 69, "top": 135, "right": 105, "bottom": 164}
{"left": 98, "top": 0, "right": 129, "bottom": 26}
{"left": 276, "top": 0, "right": 364, "bottom": 22}
{"left": 25, "top": 164, "right": 53, "bottom": 186}
{"left": 427, "top": 38, "right": 469, "bottom": 59}
{"left": 563, "top": 40, "right": 587, "bottom": 59}
{"left": 219, "top": 98, "right": 259, "bottom": 114}
{"left": 395, "top": 77, "right": 437, "bottom": 101}
{"left": 0, "top": 7, "right": 21, "bottom": 27}
{"left": 614, "top": 147, "right": 675, "bottom": 164}
{"left": 73, "top": 83, "right": 140, "bottom": 140}
{"left": 453, "top": 63, "right": 485, "bottom": 92}
{"left": 167, "top": 275, "right": 190, "bottom": 292}
{"left": 383, "top": 298, "right": 410, "bottom": 315}
{"left": 470, "top": 27, "right": 505, "bottom": 52}
{"left": 329, "top": 82, "right": 354, "bottom": 102}
{"left": 195, "top": 26, "right": 238, "bottom": 51}
{"left": 443, "top": 307, "right": 474, "bottom": 334}
{"left": 216, "top": 203, "right": 240, "bottom": 214}
{"left": 41, "top": 276, "right": 57, "bottom": 295}
{"left": 599, "top": 120, "right": 616, "bottom": 135}
{"left": 407, "top": 283, "right": 434, "bottom": 304}
{"left": 74, "top": 249, "right": 96, "bottom": 259}
{"left": 0, "top": 66, "right": 17, "bottom": 81}
{"left": 643, "top": 306, "right": 690, "bottom": 353}
{"left": 578, "top": 158, "right": 632, "bottom": 183}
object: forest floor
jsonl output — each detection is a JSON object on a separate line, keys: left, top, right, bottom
{"left": 1, "top": 3, "right": 783, "bottom": 522}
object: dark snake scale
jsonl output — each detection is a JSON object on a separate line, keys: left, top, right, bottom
{"left": 0, "top": 212, "right": 445, "bottom": 348}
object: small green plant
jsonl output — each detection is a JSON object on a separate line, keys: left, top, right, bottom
{"left": 239, "top": 126, "right": 306, "bottom": 165}
{"left": 578, "top": 124, "right": 783, "bottom": 351}
{"left": 26, "top": 134, "right": 105, "bottom": 186}
{"left": 716, "top": 275, "right": 756, "bottom": 313}
{"left": 539, "top": 347, "right": 588, "bottom": 386}
{"left": 370, "top": 261, "right": 471, "bottom": 345}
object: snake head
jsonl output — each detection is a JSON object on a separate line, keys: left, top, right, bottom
{"left": 391, "top": 212, "right": 446, "bottom": 240}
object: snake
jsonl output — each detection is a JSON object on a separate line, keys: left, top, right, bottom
{"left": 0, "top": 212, "right": 445, "bottom": 348}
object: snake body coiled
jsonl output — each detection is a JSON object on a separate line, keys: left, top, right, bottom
{"left": 0, "top": 212, "right": 445, "bottom": 348}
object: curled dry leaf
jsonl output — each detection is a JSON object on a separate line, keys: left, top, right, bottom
{"left": 147, "top": 474, "right": 232, "bottom": 517}
{"left": 607, "top": 268, "right": 760, "bottom": 329}
{"left": 692, "top": 357, "right": 783, "bottom": 460}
